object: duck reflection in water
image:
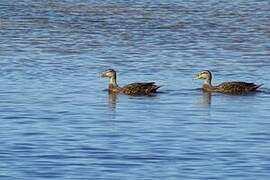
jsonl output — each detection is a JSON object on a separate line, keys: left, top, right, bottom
{"left": 107, "top": 92, "right": 117, "bottom": 110}
{"left": 199, "top": 91, "right": 212, "bottom": 107}
{"left": 106, "top": 91, "right": 159, "bottom": 110}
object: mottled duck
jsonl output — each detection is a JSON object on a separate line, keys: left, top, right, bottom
{"left": 193, "top": 70, "right": 263, "bottom": 94}
{"left": 101, "top": 69, "right": 160, "bottom": 95}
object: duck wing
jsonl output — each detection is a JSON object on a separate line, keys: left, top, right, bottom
{"left": 215, "top": 81, "right": 262, "bottom": 94}
{"left": 121, "top": 82, "right": 160, "bottom": 95}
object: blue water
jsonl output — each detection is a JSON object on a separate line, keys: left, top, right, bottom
{"left": 1, "top": 0, "right": 270, "bottom": 179}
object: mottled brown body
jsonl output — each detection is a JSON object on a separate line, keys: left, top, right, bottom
{"left": 212, "top": 81, "right": 261, "bottom": 94}
{"left": 121, "top": 82, "right": 160, "bottom": 95}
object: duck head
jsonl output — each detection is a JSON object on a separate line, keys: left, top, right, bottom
{"left": 193, "top": 70, "right": 212, "bottom": 85}
{"left": 101, "top": 69, "right": 118, "bottom": 87}
{"left": 101, "top": 69, "right": 116, "bottom": 78}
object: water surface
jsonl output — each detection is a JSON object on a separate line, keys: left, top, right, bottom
{"left": 1, "top": 0, "right": 270, "bottom": 179}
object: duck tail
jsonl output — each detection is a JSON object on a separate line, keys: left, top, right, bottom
{"left": 147, "top": 85, "right": 161, "bottom": 93}
{"left": 255, "top": 83, "right": 263, "bottom": 89}
{"left": 154, "top": 85, "right": 161, "bottom": 91}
